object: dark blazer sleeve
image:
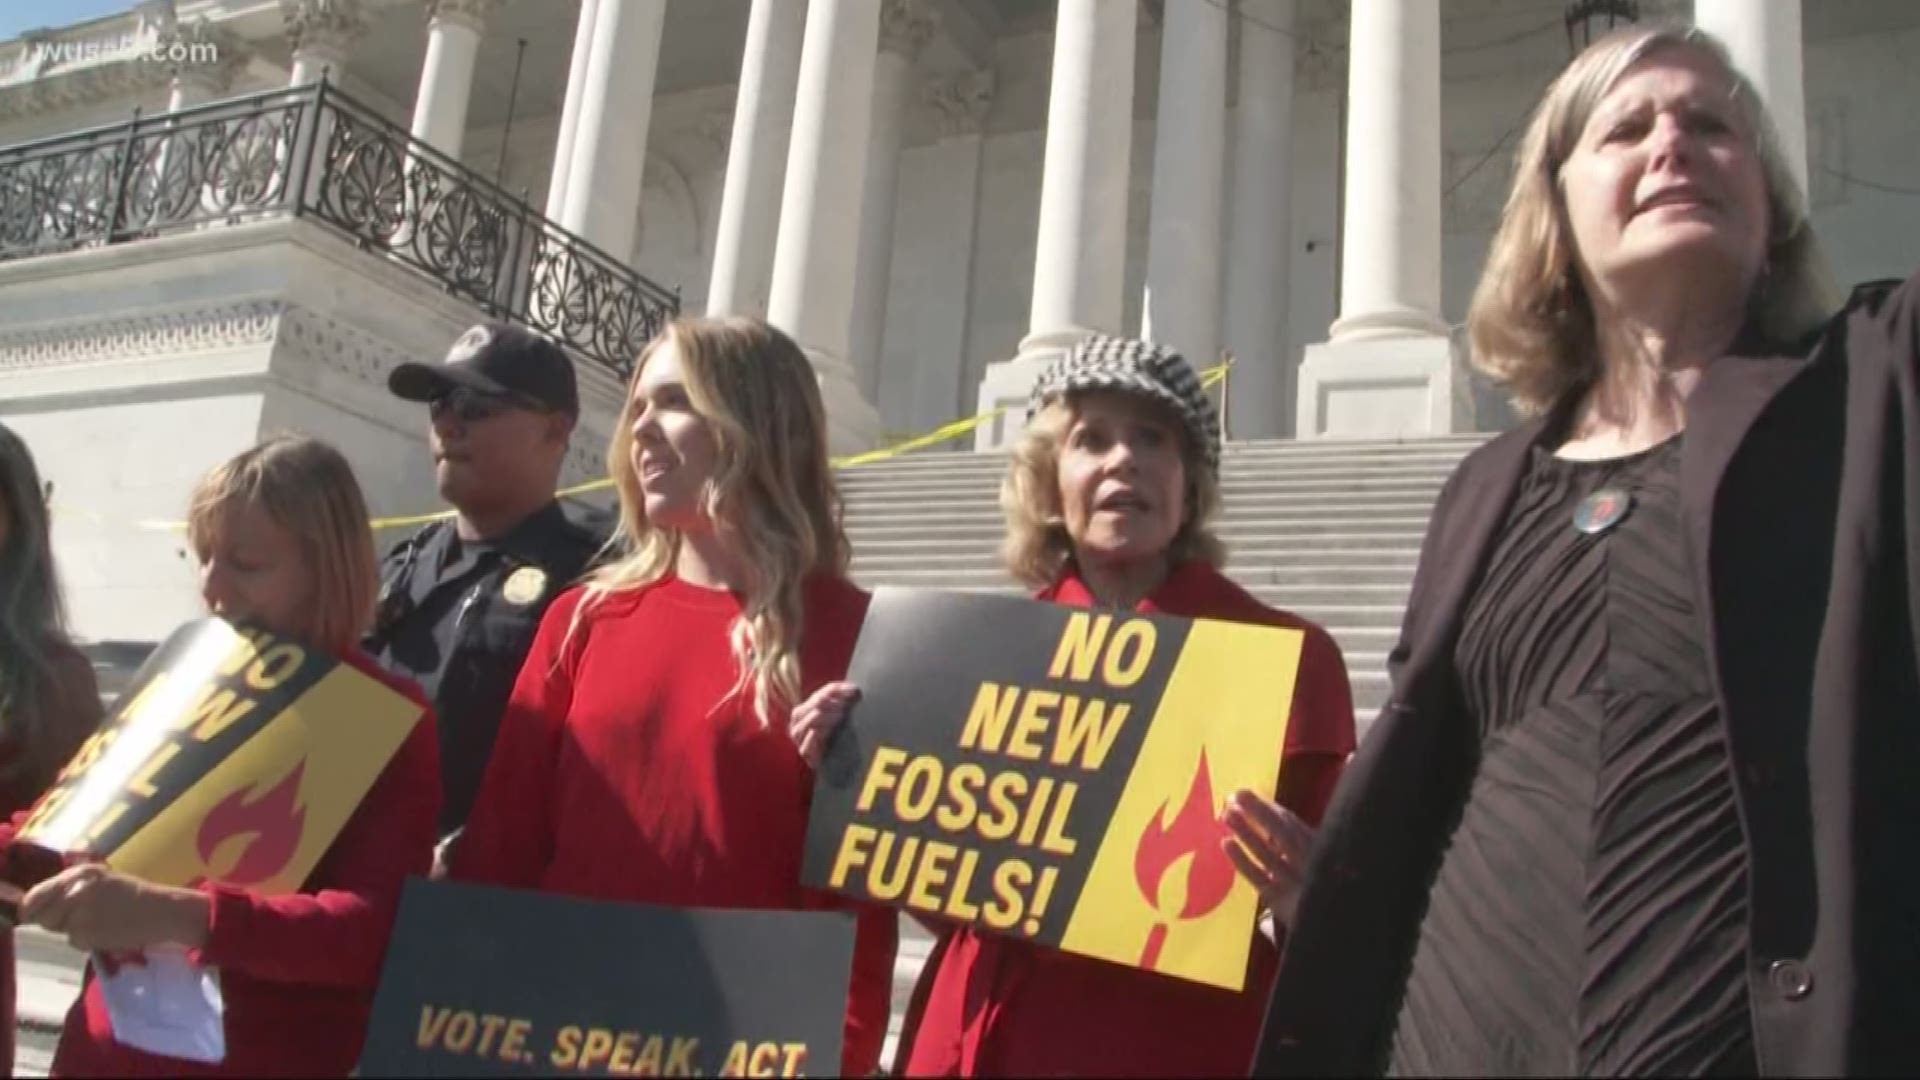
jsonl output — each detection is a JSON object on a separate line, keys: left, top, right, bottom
{"left": 1837, "top": 271, "right": 1920, "bottom": 692}
{"left": 1874, "top": 273, "right": 1920, "bottom": 680}
{"left": 1881, "top": 270, "right": 1920, "bottom": 1066}
{"left": 1252, "top": 463, "right": 1484, "bottom": 1077}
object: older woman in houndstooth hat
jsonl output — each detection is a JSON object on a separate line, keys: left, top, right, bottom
{"left": 792, "top": 333, "right": 1358, "bottom": 1077}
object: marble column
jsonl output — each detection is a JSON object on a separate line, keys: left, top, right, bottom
{"left": 1295, "top": 0, "right": 1464, "bottom": 437}
{"left": 706, "top": 0, "right": 808, "bottom": 317}
{"left": 282, "top": 0, "right": 366, "bottom": 215}
{"left": 155, "top": 26, "right": 235, "bottom": 226}
{"left": 1222, "top": 0, "right": 1296, "bottom": 438}
{"left": 282, "top": 0, "right": 363, "bottom": 87}
{"left": 849, "top": 0, "right": 937, "bottom": 404}
{"left": 1694, "top": 0, "right": 1807, "bottom": 195}
{"left": 166, "top": 63, "right": 223, "bottom": 112}
{"left": 902, "top": 69, "right": 995, "bottom": 434}
{"left": 974, "top": 0, "right": 1137, "bottom": 448}
{"left": 1334, "top": 0, "right": 1443, "bottom": 339}
{"left": 161, "top": 67, "right": 221, "bottom": 205}
{"left": 767, "top": 0, "right": 885, "bottom": 453}
{"left": 555, "top": 0, "right": 667, "bottom": 261}
{"left": 544, "top": 0, "right": 600, "bottom": 221}
{"left": 409, "top": 0, "right": 492, "bottom": 159}
{"left": 1142, "top": 0, "right": 1228, "bottom": 374}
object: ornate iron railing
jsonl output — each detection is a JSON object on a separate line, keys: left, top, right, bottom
{"left": 0, "top": 79, "right": 678, "bottom": 376}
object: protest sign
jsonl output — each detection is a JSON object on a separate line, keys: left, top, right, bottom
{"left": 359, "top": 880, "right": 853, "bottom": 1077}
{"left": 18, "top": 618, "right": 423, "bottom": 894}
{"left": 801, "top": 588, "right": 1304, "bottom": 992}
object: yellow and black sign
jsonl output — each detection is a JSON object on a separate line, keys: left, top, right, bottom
{"left": 800, "top": 588, "right": 1303, "bottom": 992}
{"left": 18, "top": 618, "right": 423, "bottom": 895}
{"left": 360, "top": 880, "right": 854, "bottom": 1077}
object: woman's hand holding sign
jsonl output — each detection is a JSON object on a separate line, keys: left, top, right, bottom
{"left": 20, "top": 863, "right": 211, "bottom": 953}
{"left": 790, "top": 681, "right": 860, "bottom": 769}
{"left": 1220, "top": 790, "right": 1315, "bottom": 933}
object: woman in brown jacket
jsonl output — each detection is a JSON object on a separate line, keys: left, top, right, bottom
{"left": 0, "top": 422, "right": 101, "bottom": 1074}
{"left": 1256, "top": 22, "right": 1920, "bottom": 1078}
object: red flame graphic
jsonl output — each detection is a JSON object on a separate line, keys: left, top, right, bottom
{"left": 1133, "top": 751, "right": 1237, "bottom": 969}
{"left": 194, "top": 763, "right": 307, "bottom": 886}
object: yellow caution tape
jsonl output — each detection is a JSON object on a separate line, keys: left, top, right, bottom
{"left": 59, "top": 361, "right": 1232, "bottom": 534}
{"left": 834, "top": 408, "right": 1004, "bottom": 468}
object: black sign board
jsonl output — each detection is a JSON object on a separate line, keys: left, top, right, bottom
{"left": 360, "top": 880, "right": 854, "bottom": 1077}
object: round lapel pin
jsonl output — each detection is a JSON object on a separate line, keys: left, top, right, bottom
{"left": 1573, "top": 487, "right": 1634, "bottom": 535}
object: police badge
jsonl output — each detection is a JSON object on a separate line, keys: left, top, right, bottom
{"left": 502, "top": 566, "right": 548, "bottom": 605}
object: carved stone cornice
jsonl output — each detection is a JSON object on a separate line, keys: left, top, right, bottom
{"left": 925, "top": 68, "right": 996, "bottom": 138}
{"left": 278, "top": 303, "right": 616, "bottom": 476}
{"left": 0, "top": 301, "right": 287, "bottom": 376}
{"left": 425, "top": 0, "right": 498, "bottom": 34}
{"left": 280, "top": 0, "right": 368, "bottom": 60}
{"left": 880, "top": 0, "right": 939, "bottom": 60}
{"left": 0, "top": 61, "right": 175, "bottom": 121}
{"left": 275, "top": 302, "right": 420, "bottom": 390}
{"left": 0, "top": 301, "right": 435, "bottom": 405}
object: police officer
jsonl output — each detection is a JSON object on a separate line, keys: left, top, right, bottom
{"left": 366, "top": 322, "right": 607, "bottom": 850}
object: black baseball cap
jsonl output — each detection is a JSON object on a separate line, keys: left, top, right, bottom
{"left": 389, "top": 322, "right": 580, "bottom": 416}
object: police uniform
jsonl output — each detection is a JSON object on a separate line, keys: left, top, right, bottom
{"left": 365, "top": 503, "right": 603, "bottom": 835}
{"left": 365, "top": 320, "right": 610, "bottom": 837}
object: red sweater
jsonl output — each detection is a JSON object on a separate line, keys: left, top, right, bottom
{"left": 49, "top": 651, "right": 441, "bottom": 1079}
{"left": 898, "top": 562, "right": 1357, "bottom": 1078}
{"left": 449, "top": 574, "right": 898, "bottom": 1076}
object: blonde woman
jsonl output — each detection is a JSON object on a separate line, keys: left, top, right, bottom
{"left": 796, "top": 335, "right": 1357, "bottom": 1077}
{"left": 1255, "top": 23, "right": 1920, "bottom": 1077}
{"left": 449, "top": 317, "right": 897, "bottom": 1076}
{"left": 17, "top": 436, "right": 441, "bottom": 1077}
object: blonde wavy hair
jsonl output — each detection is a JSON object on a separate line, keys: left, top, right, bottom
{"left": 186, "top": 436, "right": 379, "bottom": 655}
{"left": 578, "top": 316, "right": 848, "bottom": 726}
{"left": 1001, "top": 396, "right": 1224, "bottom": 589}
{"left": 1468, "top": 22, "right": 1839, "bottom": 414}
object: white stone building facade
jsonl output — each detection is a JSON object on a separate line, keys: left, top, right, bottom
{"left": 1, "top": 0, "right": 1917, "bottom": 640}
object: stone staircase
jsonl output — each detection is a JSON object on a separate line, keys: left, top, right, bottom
{"left": 841, "top": 434, "right": 1485, "bottom": 723}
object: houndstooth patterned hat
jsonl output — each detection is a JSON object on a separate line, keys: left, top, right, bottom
{"left": 1030, "top": 334, "right": 1221, "bottom": 473}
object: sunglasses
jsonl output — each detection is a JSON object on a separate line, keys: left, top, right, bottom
{"left": 428, "top": 388, "right": 544, "bottom": 423}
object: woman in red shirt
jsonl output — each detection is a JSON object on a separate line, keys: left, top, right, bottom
{"left": 794, "top": 335, "right": 1357, "bottom": 1077}
{"left": 0, "top": 424, "right": 102, "bottom": 1077}
{"left": 12, "top": 436, "right": 440, "bottom": 1078}
{"left": 449, "top": 316, "right": 897, "bottom": 1076}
